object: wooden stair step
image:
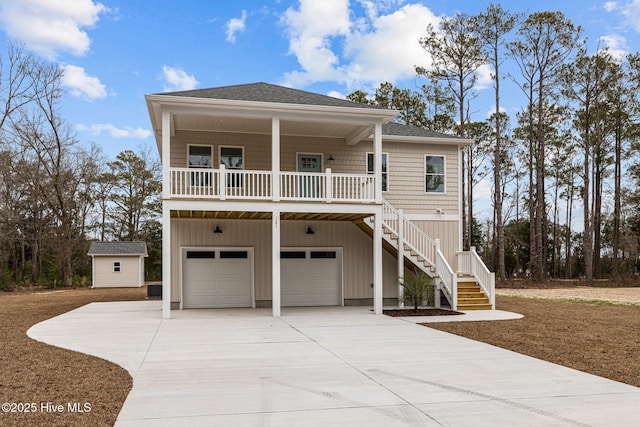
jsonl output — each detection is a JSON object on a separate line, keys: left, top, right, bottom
{"left": 457, "top": 303, "right": 493, "bottom": 310}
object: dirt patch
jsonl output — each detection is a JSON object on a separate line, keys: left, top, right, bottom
{"left": 0, "top": 287, "right": 146, "bottom": 427}
{"left": 384, "top": 308, "right": 462, "bottom": 317}
{"left": 496, "top": 287, "right": 640, "bottom": 305}
{"left": 425, "top": 295, "right": 640, "bottom": 388}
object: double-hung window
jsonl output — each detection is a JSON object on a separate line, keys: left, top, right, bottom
{"left": 220, "top": 146, "right": 244, "bottom": 188}
{"left": 188, "top": 145, "right": 213, "bottom": 186}
{"left": 366, "top": 152, "right": 388, "bottom": 192}
{"left": 425, "top": 155, "right": 445, "bottom": 193}
{"left": 113, "top": 261, "right": 121, "bottom": 273}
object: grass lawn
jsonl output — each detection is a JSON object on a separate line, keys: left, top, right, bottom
{"left": 0, "top": 286, "right": 638, "bottom": 426}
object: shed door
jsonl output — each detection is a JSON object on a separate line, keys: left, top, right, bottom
{"left": 182, "top": 250, "right": 252, "bottom": 308}
{"left": 281, "top": 250, "right": 341, "bottom": 306}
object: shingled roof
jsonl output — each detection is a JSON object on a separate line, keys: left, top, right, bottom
{"left": 159, "top": 82, "right": 385, "bottom": 110}
{"left": 87, "top": 241, "right": 148, "bottom": 256}
{"left": 382, "top": 122, "right": 459, "bottom": 139}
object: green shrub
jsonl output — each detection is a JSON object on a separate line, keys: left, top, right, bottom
{"left": 400, "top": 270, "right": 434, "bottom": 311}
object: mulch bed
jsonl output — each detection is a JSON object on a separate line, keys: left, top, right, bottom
{"left": 384, "top": 308, "right": 462, "bottom": 316}
{"left": 0, "top": 287, "right": 146, "bottom": 427}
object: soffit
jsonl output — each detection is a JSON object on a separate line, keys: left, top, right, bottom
{"left": 172, "top": 114, "right": 367, "bottom": 139}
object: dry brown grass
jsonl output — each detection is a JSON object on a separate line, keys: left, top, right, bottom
{"left": 0, "top": 287, "right": 145, "bottom": 427}
{"left": 425, "top": 295, "right": 640, "bottom": 388}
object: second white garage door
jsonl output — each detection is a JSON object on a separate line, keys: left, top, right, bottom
{"left": 281, "top": 248, "right": 342, "bottom": 306}
{"left": 182, "top": 249, "right": 253, "bottom": 309}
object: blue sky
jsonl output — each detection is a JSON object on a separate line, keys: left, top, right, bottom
{"left": 0, "top": 0, "right": 639, "bottom": 221}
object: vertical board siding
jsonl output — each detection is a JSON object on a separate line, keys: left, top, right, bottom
{"left": 170, "top": 218, "right": 398, "bottom": 303}
{"left": 93, "top": 256, "right": 142, "bottom": 288}
{"left": 411, "top": 220, "right": 459, "bottom": 270}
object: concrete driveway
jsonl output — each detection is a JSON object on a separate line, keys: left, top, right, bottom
{"left": 28, "top": 302, "right": 640, "bottom": 426}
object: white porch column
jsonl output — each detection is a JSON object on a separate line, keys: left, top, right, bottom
{"left": 272, "top": 117, "right": 281, "bottom": 201}
{"left": 373, "top": 207, "right": 383, "bottom": 314}
{"left": 397, "top": 208, "right": 404, "bottom": 308}
{"left": 161, "top": 110, "right": 171, "bottom": 319}
{"left": 161, "top": 110, "right": 171, "bottom": 199}
{"left": 272, "top": 209, "right": 281, "bottom": 317}
{"left": 373, "top": 122, "right": 383, "bottom": 203}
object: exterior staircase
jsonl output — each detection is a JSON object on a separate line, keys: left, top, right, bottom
{"left": 456, "top": 276, "right": 493, "bottom": 310}
{"left": 355, "top": 199, "right": 494, "bottom": 311}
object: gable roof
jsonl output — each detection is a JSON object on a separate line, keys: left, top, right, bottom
{"left": 158, "top": 82, "right": 386, "bottom": 110}
{"left": 88, "top": 241, "right": 148, "bottom": 256}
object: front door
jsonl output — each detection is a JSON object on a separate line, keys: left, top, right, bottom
{"left": 297, "top": 153, "right": 322, "bottom": 198}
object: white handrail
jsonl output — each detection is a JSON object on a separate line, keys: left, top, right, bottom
{"left": 458, "top": 247, "right": 495, "bottom": 309}
{"left": 435, "top": 243, "right": 457, "bottom": 310}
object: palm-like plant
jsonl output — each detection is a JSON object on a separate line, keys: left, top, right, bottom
{"left": 400, "top": 270, "right": 434, "bottom": 311}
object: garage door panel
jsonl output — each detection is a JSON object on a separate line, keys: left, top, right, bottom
{"left": 281, "top": 250, "right": 341, "bottom": 307}
{"left": 183, "top": 249, "right": 252, "bottom": 309}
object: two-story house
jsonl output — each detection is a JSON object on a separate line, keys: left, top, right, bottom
{"left": 146, "top": 82, "right": 494, "bottom": 319}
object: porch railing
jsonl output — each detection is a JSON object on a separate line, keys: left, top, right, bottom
{"left": 169, "top": 166, "right": 376, "bottom": 203}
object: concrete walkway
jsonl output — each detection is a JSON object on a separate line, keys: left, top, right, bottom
{"left": 28, "top": 302, "right": 640, "bottom": 426}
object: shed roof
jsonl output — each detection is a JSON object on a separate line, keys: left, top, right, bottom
{"left": 87, "top": 241, "right": 148, "bottom": 256}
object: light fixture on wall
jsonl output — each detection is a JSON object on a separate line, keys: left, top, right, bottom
{"left": 306, "top": 226, "right": 315, "bottom": 235}
{"left": 327, "top": 154, "right": 334, "bottom": 164}
{"left": 213, "top": 225, "right": 223, "bottom": 234}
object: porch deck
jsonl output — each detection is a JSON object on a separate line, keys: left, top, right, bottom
{"left": 169, "top": 166, "right": 376, "bottom": 204}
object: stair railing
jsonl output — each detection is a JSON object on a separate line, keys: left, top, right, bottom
{"left": 434, "top": 240, "right": 456, "bottom": 311}
{"left": 379, "top": 200, "right": 456, "bottom": 308}
{"left": 457, "top": 247, "right": 495, "bottom": 309}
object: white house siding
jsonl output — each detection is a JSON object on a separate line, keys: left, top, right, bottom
{"left": 92, "top": 256, "right": 142, "bottom": 288}
{"left": 169, "top": 131, "right": 460, "bottom": 217}
{"left": 170, "top": 218, "right": 399, "bottom": 305}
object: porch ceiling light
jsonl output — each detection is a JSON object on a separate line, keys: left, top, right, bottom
{"left": 214, "top": 225, "right": 223, "bottom": 234}
{"left": 306, "top": 227, "right": 315, "bottom": 235}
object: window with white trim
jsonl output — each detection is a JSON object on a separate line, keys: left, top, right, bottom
{"left": 188, "top": 144, "right": 213, "bottom": 186}
{"left": 113, "top": 261, "right": 121, "bottom": 273}
{"left": 220, "top": 146, "right": 244, "bottom": 187}
{"left": 425, "top": 155, "right": 445, "bottom": 193}
{"left": 366, "top": 152, "right": 388, "bottom": 192}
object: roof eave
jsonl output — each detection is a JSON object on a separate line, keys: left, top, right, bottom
{"left": 376, "top": 134, "right": 475, "bottom": 145}
{"left": 146, "top": 93, "right": 398, "bottom": 129}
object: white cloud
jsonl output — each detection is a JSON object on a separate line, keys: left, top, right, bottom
{"left": 280, "top": 0, "right": 352, "bottom": 86}
{"left": 162, "top": 65, "right": 199, "bottom": 91}
{"left": 616, "top": 0, "right": 640, "bottom": 32}
{"left": 78, "top": 123, "right": 151, "bottom": 139}
{"left": 599, "top": 34, "right": 628, "bottom": 61}
{"left": 279, "top": 1, "right": 439, "bottom": 89}
{"left": 604, "top": 1, "right": 618, "bottom": 12}
{"left": 344, "top": 4, "right": 439, "bottom": 86}
{"left": 60, "top": 64, "right": 107, "bottom": 100}
{"left": 475, "top": 64, "right": 493, "bottom": 90}
{"left": 0, "top": 0, "right": 107, "bottom": 59}
{"left": 226, "top": 10, "right": 247, "bottom": 43}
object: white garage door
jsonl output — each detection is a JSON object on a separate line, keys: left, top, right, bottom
{"left": 281, "top": 249, "right": 341, "bottom": 306}
{"left": 182, "top": 249, "right": 252, "bottom": 308}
